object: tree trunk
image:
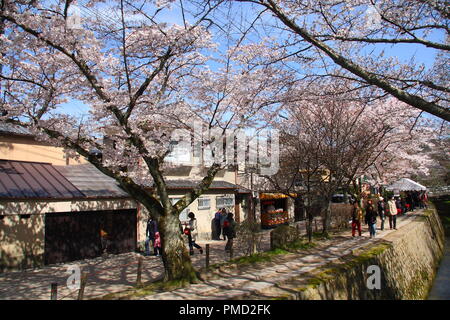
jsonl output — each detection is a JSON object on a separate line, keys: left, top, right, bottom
{"left": 306, "top": 208, "right": 313, "bottom": 243}
{"left": 159, "top": 213, "right": 198, "bottom": 282}
{"left": 251, "top": 234, "right": 258, "bottom": 255}
{"left": 322, "top": 199, "right": 332, "bottom": 235}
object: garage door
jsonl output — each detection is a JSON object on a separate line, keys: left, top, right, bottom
{"left": 44, "top": 209, "right": 137, "bottom": 265}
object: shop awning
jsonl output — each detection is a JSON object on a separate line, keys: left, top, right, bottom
{"left": 385, "top": 178, "right": 427, "bottom": 191}
{"left": 260, "top": 193, "right": 297, "bottom": 200}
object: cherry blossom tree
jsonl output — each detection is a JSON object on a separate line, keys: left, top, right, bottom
{"left": 411, "top": 136, "right": 450, "bottom": 187}
{"left": 0, "top": 0, "right": 285, "bottom": 281}
{"left": 201, "top": 0, "right": 449, "bottom": 121}
{"left": 263, "top": 79, "right": 442, "bottom": 235}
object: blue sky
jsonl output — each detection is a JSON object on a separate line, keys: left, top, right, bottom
{"left": 59, "top": 1, "right": 445, "bottom": 119}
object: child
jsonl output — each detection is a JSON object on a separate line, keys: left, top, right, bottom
{"left": 154, "top": 231, "right": 162, "bottom": 256}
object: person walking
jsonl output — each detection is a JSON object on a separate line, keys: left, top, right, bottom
{"left": 186, "top": 212, "right": 203, "bottom": 255}
{"left": 388, "top": 196, "right": 398, "bottom": 230}
{"left": 100, "top": 227, "right": 109, "bottom": 254}
{"left": 145, "top": 217, "right": 158, "bottom": 256}
{"left": 377, "top": 197, "right": 386, "bottom": 231}
{"left": 153, "top": 231, "right": 162, "bottom": 256}
{"left": 400, "top": 196, "right": 407, "bottom": 215}
{"left": 223, "top": 212, "right": 237, "bottom": 252}
{"left": 407, "top": 192, "right": 415, "bottom": 211}
{"left": 413, "top": 191, "right": 420, "bottom": 210}
{"left": 214, "top": 208, "right": 223, "bottom": 240}
{"left": 220, "top": 208, "right": 228, "bottom": 241}
{"left": 351, "top": 202, "right": 363, "bottom": 237}
{"left": 422, "top": 191, "right": 429, "bottom": 209}
{"left": 395, "top": 197, "right": 402, "bottom": 216}
{"left": 365, "top": 200, "right": 378, "bottom": 238}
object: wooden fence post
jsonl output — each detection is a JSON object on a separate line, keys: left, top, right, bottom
{"left": 136, "top": 256, "right": 143, "bottom": 287}
{"left": 50, "top": 283, "right": 58, "bottom": 300}
{"left": 77, "top": 272, "right": 88, "bottom": 300}
{"left": 205, "top": 244, "right": 210, "bottom": 268}
{"left": 270, "top": 231, "right": 273, "bottom": 250}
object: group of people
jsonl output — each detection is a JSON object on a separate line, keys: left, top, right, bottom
{"left": 214, "top": 208, "right": 232, "bottom": 241}
{"left": 394, "top": 191, "right": 428, "bottom": 213}
{"left": 351, "top": 191, "right": 428, "bottom": 239}
{"left": 182, "top": 209, "right": 237, "bottom": 255}
{"left": 214, "top": 208, "right": 237, "bottom": 252}
{"left": 145, "top": 208, "right": 238, "bottom": 257}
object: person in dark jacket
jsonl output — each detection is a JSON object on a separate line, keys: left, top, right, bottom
{"left": 365, "top": 200, "right": 378, "bottom": 238}
{"left": 214, "top": 208, "right": 223, "bottom": 240}
{"left": 145, "top": 217, "right": 158, "bottom": 256}
{"left": 377, "top": 197, "right": 386, "bottom": 231}
{"left": 413, "top": 191, "right": 420, "bottom": 210}
{"left": 395, "top": 197, "right": 402, "bottom": 215}
{"left": 220, "top": 209, "right": 229, "bottom": 241}
{"left": 400, "top": 197, "right": 407, "bottom": 215}
{"left": 406, "top": 192, "right": 414, "bottom": 211}
{"left": 223, "top": 212, "right": 237, "bottom": 252}
{"left": 351, "top": 202, "right": 363, "bottom": 237}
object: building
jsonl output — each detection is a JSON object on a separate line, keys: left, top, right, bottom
{"left": 0, "top": 122, "right": 87, "bottom": 166}
{"left": 0, "top": 159, "right": 137, "bottom": 271}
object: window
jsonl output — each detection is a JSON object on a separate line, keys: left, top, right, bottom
{"left": 198, "top": 198, "right": 211, "bottom": 210}
{"left": 216, "top": 196, "right": 234, "bottom": 208}
{"left": 171, "top": 198, "right": 190, "bottom": 222}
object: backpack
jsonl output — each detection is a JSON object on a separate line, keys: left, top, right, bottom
{"left": 223, "top": 220, "right": 230, "bottom": 228}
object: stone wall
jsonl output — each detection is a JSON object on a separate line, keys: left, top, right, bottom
{"left": 297, "top": 208, "right": 445, "bottom": 300}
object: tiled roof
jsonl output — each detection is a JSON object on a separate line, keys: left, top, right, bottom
{"left": 0, "top": 122, "right": 33, "bottom": 136}
{"left": 55, "top": 164, "right": 130, "bottom": 198}
{"left": 0, "top": 160, "right": 131, "bottom": 201}
{"left": 0, "top": 160, "right": 85, "bottom": 200}
{"left": 160, "top": 180, "right": 251, "bottom": 193}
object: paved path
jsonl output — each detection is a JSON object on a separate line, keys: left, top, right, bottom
{"left": 0, "top": 213, "right": 418, "bottom": 300}
{"left": 0, "top": 228, "right": 274, "bottom": 300}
